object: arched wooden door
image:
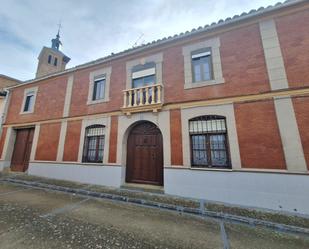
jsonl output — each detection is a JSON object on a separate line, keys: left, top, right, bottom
{"left": 126, "top": 122, "right": 163, "bottom": 186}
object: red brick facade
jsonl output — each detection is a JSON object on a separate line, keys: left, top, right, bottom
{"left": 234, "top": 100, "right": 286, "bottom": 169}
{"left": 1, "top": 2, "right": 308, "bottom": 173}
{"left": 108, "top": 116, "right": 118, "bottom": 163}
{"left": 35, "top": 122, "right": 61, "bottom": 161}
{"left": 276, "top": 9, "right": 309, "bottom": 88}
{"left": 170, "top": 109, "right": 183, "bottom": 165}
{"left": 63, "top": 120, "right": 82, "bottom": 162}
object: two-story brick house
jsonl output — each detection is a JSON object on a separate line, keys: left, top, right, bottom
{"left": 1, "top": 0, "right": 309, "bottom": 214}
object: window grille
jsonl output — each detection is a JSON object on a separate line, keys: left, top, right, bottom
{"left": 189, "top": 115, "right": 230, "bottom": 168}
{"left": 82, "top": 125, "right": 105, "bottom": 163}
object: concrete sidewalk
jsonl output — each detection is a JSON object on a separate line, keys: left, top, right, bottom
{"left": 0, "top": 181, "right": 309, "bottom": 249}
{"left": 2, "top": 173, "right": 309, "bottom": 233}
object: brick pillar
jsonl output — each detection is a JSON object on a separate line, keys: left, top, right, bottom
{"left": 170, "top": 109, "right": 183, "bottom": 166}
{"left": 108, "top": 116, "right": 118, "bottom": 163}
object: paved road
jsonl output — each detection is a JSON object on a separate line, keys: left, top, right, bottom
{"left": 0, "top": 182, "right": 308, "bottom": 249}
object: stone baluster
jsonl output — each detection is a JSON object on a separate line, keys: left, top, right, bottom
{"left": 157, "top": 85, "right": 162, "bottom": 104}
{"left": 128, "top": 90, "right": 132, "bottom": 107}
{"left": 133, "top": 89, "right": 137, "bottom": 106}
{"left": 123, "top": 91, "right": 127, "bottom": 108}
{"left": 145, "top": 86, "right": 149, "bottom": 105}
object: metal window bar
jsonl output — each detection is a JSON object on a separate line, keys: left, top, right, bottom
{"left": 189, "top": 115, "right": 230, "bottom": 168}
{"left": 82, "top": 125, "right": 105, "bottom": 163}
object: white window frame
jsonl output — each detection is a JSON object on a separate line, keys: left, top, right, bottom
{"left": 20, "top": 87, "right": 38, "bottom": 114}
{"left": 182, "top": 37, "right": 225, "bottom": 89}
{"left": 87, "top": 67, "right": 112, "bottom": 105}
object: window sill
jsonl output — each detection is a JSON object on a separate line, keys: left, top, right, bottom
{"left": 20, "top": 110, "right": 34, "bottom": 115}
{"left": 184, "top": 78, "right": 225, "bottom": 89}
{"left": 87, "top": 98, "right": 109, "bottom": 105}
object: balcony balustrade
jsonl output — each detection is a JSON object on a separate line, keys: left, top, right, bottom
{"left": 121, "top": 84, "right": 163, "bottom": 115}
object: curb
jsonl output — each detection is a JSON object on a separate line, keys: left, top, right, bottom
{"left": 2, "top": 177, "right": 309, "bottom": 236}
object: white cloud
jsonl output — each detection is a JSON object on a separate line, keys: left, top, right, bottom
{"left": 0, "top": 0, "right": 279, "bottom": 80}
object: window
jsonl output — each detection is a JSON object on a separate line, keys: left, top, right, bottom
{"left": 131, "top": 62, "right": 156, "bottom": 104}
{"left": 82, "top": 125, "right": 105, "bottom": 163}
{"left": 54, "top": 57, "right": 58, "bottom": 66}
{"left": 21, "top": 87, "right": 38, "bottom": 114}
{"left": 23, "top": 93, "right": 34, "bottom": 112}
{"left": 182, "top": 37, "right": 224, "bottom": 89}
{"left": 92, "top": 77, "right": 105, "bottom": 101}
{"left": 87, "top": 67, "right": 112, "bottom": 105}
{"left": 132, "top": 62, "right": 156, "bottom": 88}
{"left": 189, "top": 115, "right": 230, "bottom": 168}
{"left": 48, "top": 55, "right": 52, "bottom": 64}
{"left": 192, "top": 48, "right": 213, "bottom": 82}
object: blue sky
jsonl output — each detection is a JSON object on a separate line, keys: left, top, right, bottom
{"left": 0, "top": 0, "right": 279, "bottom": 81}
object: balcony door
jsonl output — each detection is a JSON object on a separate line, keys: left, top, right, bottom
{"left": 126, "top": 122, "right": 163, "bottom": 186}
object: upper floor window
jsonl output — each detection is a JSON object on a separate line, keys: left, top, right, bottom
{"left": 189, "top": 115, "right": 230, "bottom": 168}
{"left": 21, "top": 87, "right": 38, "bottom": 114}
{"left": 54, "top": 57, "right": 58, "bottom": 66}
{"left": 87, "top": 67, "right": 112, "bottom": 105}
{"left": 82, "top": 125, "right": 105, "bottom": 163}
{"left": 132, "top": 62, "right": 156, "bottom": 88}
{"left": 48, "top": 55, "right": 52, "bottom": 64}
{"left": 92, "top": 76, "right": 105, "bottom": 101}
{"left": 182, "top": 37, "right": 224, "bottom": 89}
{"left": 192, "top": 48, "right": 213, "bottom": 82}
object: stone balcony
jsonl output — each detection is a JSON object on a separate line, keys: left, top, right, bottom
{"left": 121, "top": 84, "right": 163, "bottom": 115}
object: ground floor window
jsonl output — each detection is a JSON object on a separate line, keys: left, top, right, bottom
{"left": 189, "top": 115, "right": 230, "bottom": 168}
{"left": 82, "top": 125, "right": 105, "bottom": 163}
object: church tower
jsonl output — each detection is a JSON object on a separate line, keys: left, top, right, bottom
{"left": 36, "top": 29, "right": 71, "bottom": 78}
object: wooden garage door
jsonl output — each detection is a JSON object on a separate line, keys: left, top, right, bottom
{"left": 126, "top": 122, "right": 163, "bottom": 186}
{"left": 11, "top": 128, "right": 34, "bottom": 172}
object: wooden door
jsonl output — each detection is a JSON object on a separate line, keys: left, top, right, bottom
{"left": 11, "top": 128, "right": 34, "bottom": 172}
{"left": 126, "top": 122, "right": 163, "bottom": 186}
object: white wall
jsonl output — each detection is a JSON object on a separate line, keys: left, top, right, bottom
{"left": 28, "top": 162, "right": 122, "bottom": 188}
{"left": 164, "top": 168, "right": 309, "bottom": 215}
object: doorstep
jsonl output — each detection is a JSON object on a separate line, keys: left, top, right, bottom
{"left": 121, "top": 183, "right": 164, "bottom": 194}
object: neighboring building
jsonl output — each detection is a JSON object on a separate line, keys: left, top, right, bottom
{"left": 0, "top": 74, "right": 20, "bottom": 126}
{"left": 1, "top": 0, "right": 309, "bottom": 214}
{"left": 36, "top": 31, "right": 70, "bottom": 78}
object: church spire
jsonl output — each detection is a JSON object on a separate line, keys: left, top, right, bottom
{"left": 51, "top": 22, "right": 62, "bottom": 50}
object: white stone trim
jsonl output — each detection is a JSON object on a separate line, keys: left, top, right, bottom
{"left": 56, "top": 121, "right": 68, "bottom": 162}
{"left": 274, "top": 96, "right": 307, "bottom": 172}
{"left": 259, "top": 19, "right": 289, "bottom": 90}
{"left": 30, "top": 124, "right": 40, "bottom": 161}
{"left": 1, "top": 127, "right": 15, "bottom": 162}
{"left": 182, "top": 37, "right": 224, "bottom": 89}
{"left": 20, "top": 86, "right": 38, "bottom": 114}
{"left": 126, "top": 53, "right": 163, "bottom": 90}
{"left": 181, "top": 104, "right": 241, "bottom": 169}
{"left": 87, "top": 67, "right": 112, "bottom": 105}
{"left": 77, "top": 116, "right": 111, "bottom": 164}
{"left": 63, "top": 75, "right": 74, "bottom": 117}
{"left": 28, "top": 162, "right": 122, "bottom": 188}
{"left": 117, "top": 111, "right": 171, "bottom": 183}
{"left": 164, "top": 168, "right": 309, "bottom": 215}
